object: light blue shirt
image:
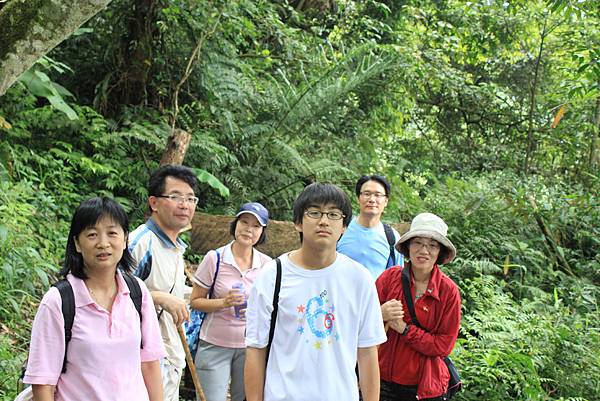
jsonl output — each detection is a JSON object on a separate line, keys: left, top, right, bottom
{"left": 337, "top": 218, "right": 404, "bottom": 280}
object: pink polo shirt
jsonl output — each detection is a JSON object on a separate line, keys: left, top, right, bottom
{"left": 24, "top": 271, "right": 166, "bottom": 401}
{"left": 193, "top": 243, "right": 271, "bottom": 348}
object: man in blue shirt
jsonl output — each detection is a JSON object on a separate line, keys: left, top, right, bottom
{"left": 337, "top": 175, "right": 404, "bottom": 280}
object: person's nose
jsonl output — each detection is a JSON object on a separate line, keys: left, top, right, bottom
{"left": 317, "top": 213, "right": 330, "bottom": 225}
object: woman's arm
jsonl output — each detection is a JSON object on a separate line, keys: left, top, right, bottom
{"left": 403, "top": 286, "right": 461, "bottom": 357}
{"left": 141, "top": 360, "right": 163, "bottom": 401}
{"left": 32, "top": 384, "right": 55, "bottom": 401}
{"left": 189, "top": 283, "right": 244, "bottom": 312}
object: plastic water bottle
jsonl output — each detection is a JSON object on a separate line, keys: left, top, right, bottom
{"left": 232, "top": 282, "right": 247, "bottom": 319}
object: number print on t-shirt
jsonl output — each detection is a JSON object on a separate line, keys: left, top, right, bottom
{"left": 296, "top": 290, "right": 339, "bottom": 349}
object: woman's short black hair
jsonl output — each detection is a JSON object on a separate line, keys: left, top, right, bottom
{"left": 60, "top": 197, "right": 135, "bottom": 279}
{"left": 148, "top": 164, "right": 198, "bottom": 197}
{"left": 355, "top": 175, "right": 391, "bottom": 197}
{"left": 399, "top": 238, "right": 449, "bottom": 266}
{"left": 293, "top": 183, "right": 353, "bottom": 227}
{"left": 229, "top": 216, "right": 268, "bottom": 246}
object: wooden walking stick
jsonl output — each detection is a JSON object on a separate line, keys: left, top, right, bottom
{"left": 177, "top": 324, "right": 207, "bottom": 401}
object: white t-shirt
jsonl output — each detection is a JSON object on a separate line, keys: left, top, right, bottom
{"left": 245, "top": 252, "right": 387, "bottom": 401}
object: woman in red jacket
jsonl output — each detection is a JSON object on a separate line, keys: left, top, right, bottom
{"left": 376, "top": 213, "right": 460, "bottom": 401}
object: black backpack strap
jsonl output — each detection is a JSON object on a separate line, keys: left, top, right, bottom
{"left": 383, "top": 223, "right": 396, "bottom": 268}
{"left": 53, "top": 279, "right": 75, "bottom": 373}
{"left": 208, "top": 250, "right": 221, "bottom": 299}
{"left": 122, "top": 271, "right": 144, "bottom": 348}
{"left": 401, "top": 265, "right": 423, "bottom": 329}
{"left": 266, "top": 258, "right": 282, "bottom": 363}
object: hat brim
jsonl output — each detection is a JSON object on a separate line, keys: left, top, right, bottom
{"left": 395, "top": 230, "right": 456, "bottom": 264}
{"left": 235, "top": 211, "right": 267, "bottom": 226}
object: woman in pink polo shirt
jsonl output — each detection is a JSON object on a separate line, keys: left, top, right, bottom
{"left": 190, "top": 202, "right": 272, "bottom": 401}
{"left": 23, "top": 197, "right": 166, "bottom": 401}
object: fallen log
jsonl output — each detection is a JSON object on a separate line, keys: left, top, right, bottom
{"left": 190, "top": 213, "right": 410, "bottom": 258}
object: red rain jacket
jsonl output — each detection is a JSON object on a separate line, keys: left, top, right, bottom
{"left": 376, "top": 265, "right": 461, "bottom": 399}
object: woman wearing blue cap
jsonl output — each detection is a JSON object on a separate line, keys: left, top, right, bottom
{"left": 190, "top": 202, "right": 272, "bottom": 401}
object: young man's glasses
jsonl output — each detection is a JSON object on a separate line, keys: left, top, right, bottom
{"left": 359, "top": 191, "right": 387, "bottom": 200}
{"left": 304, "top": 210, "right": 345, "bottom": 220}
{"left": 156, "top": 194, "right": 199, "bottom": 205}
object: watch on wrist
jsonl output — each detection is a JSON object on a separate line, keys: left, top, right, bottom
{"left": 401, "top": 324, "right": 410, "bottom": 336}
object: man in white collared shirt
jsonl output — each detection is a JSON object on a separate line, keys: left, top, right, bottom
{"left": 129, "top": 164, "right": 199, "bottom": 401}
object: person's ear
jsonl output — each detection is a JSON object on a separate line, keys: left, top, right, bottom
{"left": 148, "top": 196, "right": 159, "bottom": 212}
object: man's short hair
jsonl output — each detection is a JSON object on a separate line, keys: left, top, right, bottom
{"left": 355, "top": 175, "right": 391, "bottom": 197}
{"left": 293, "top": 183, "right": 353, "bottom": 227}
{"left": 148, "top": 164, "right": 198, "bottom": 196}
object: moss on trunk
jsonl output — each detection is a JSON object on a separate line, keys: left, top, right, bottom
{"left": 0, "top": 0, "right": 112, "bottom": 96}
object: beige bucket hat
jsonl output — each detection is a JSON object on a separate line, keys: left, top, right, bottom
{"left": 395, "top": 212, "right": 457, "bottom": 264}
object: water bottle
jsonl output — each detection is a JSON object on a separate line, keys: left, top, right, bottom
{"left": 232, "top": 282, "right": 247, "bottom": 319}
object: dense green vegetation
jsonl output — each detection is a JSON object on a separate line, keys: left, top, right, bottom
{"left": 1, "top": 0, "right": 598, "bottom": 400}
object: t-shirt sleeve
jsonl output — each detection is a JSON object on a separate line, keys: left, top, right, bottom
{"left": 245, "top": 261, "right": 276, "bottom": 348}
{"left": 392, "top": 227, "right": 404, "bottom": 267}
{"left": 23, "top": 288, "right": 65, "bottom": 385}
{"left": 129, "top": 232, "right": 152, "bottom": 279}
{"left": 138, "top": 278, "right": 167, "bottom": 362}
{"left": 357, "top": 277, "right": 387, "bottom": 348}
{"left": 192, "top": 250, "right": 217, "bottom": 288}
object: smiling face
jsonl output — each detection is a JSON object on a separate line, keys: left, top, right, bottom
{"left": 357, "top": 180, "right": 389, "bottom": 219}
{"left": 148, "top": 176, "right": 196, "bottom": 239}
{"left": 234, "top": 213, "right": 264, "bottom": 248}
{"left": 75, "top": 216, "right": 126, "bottom": 274}
{"left": 408, "top": 237, "right": 441, "bottom": 272}
{"left": 295, "top": 203, "right": 346, "bottom": 250}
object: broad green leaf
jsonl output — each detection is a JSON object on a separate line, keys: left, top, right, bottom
{"left": 193, "top": 168, "right": 229, "bottom": 198}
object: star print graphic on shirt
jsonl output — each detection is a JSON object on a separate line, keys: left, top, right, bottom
{"left": 296, "top": 290, "right": 339, "bottom": 349}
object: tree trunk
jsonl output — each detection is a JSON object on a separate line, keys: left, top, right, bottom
{"left": 107, "top": 0, "right": 162, "bottom": 109}
{"left": 0, "top": 0, "right": 112, "bottom": 97}
{"left": 589, "top": 92, "right": 600, "bottom": 174}
{"left": 160, "top": 128, "right": 192, "bottom": 166}
{"left": 523, "top": 17, "right": 547, "bottom": 175}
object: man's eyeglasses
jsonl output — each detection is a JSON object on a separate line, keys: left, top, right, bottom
{"left": 304, "top": 210, "right": 346, "bottom": 221}
{"left": 360, "top": 191, "right": 387, "bottom": 200}
{"left": 156, "top": 194, "right": 199, "bottom": 205}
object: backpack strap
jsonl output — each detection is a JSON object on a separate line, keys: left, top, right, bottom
{"left": 53, "top": 279, "right": 75, "bottom": 374}
{"left": 383, "top": 223, "right": 397, "bottom": 268}
{"left": 208, "top": 250, "right": 221, "bottom": 299}
{"left": 122, "top": 271, "right": 143, "bottom": 348}
{"left": 266, "top": 258, "right": 282, "bottom": 363}
{"left": 401, "top": 265, "right": 422, "bottom": 329}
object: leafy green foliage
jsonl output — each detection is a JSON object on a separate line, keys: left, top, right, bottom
{"left": 0, "top": 0, "right": 599, "bottom": 400}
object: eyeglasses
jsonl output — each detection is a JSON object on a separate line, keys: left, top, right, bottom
{"left": 360, "top": 191, "right": 387, "bottom": 200}
{"left": 156, "top": 194, "right": 199, "bottom": 205}
{"left": 304, "top": 210, "right": 346, "bottom": 221}
{"left": 410, "top": 239, "right": 440, "bottom": 252}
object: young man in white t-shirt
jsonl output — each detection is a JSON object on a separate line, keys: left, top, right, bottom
{"left": 245, "top": 183, "right": 387, "bottom": 401}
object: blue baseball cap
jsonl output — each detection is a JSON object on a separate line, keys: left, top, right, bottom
{"left": 236, "top": 202, "right": 269, "bottom": 226}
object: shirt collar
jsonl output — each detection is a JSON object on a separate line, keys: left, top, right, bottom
{"left": 68, "top": 270, "right": 130, "bottom": 308}
{"left": 221, "top": 241, "right": 263, "bottom": 270}
{"left": 411, "top": 264, "right": 442, "bottom": 301}
{"left": 146, "top": 218, "right": 188, "bottom": 250}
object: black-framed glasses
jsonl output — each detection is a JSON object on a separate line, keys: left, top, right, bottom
{"left": 304, "top": 210, "right": 346, "bottom": 220}
{"left": 156, "top": 194, "right": 199, "bottom": 205}
{"left": 360, "top": 191, "right": 387, "bottom": 199}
